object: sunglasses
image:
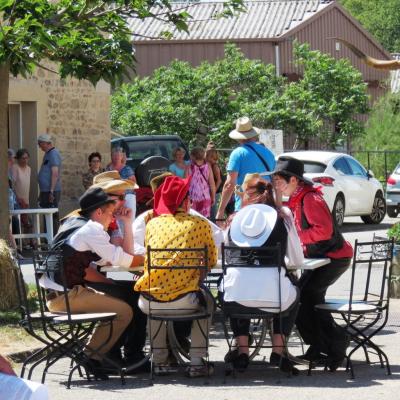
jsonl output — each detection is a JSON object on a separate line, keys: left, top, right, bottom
{"left": 109, "top": 193, "right": 126, "bottom": 201}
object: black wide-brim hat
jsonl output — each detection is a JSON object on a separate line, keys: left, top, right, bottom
{"left": 266, "top": 156, "right": 314, "bottom": 185}
{"left": 79, "top": 187, "right": 116, "bottom": 214}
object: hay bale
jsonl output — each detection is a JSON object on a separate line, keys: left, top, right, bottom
{"left": 0, "top": 239, "right": 19, "bottom": 311}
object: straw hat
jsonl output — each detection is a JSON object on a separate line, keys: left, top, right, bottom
{"left": 229, "top": 117, "right": 260, "bottom": 140}
{"left": 230, "top": 204, "right": 277, "bottom": 247}
{"left": 91, "top": 170, "right": 138, "bottom": 191}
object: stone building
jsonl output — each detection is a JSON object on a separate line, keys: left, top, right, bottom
{"left": 8, "top": 66, "right": 111, "bottom": 215}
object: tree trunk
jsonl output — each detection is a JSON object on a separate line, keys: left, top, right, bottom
{"left": 0, "top": 63, "right": 10, "bottom": 241}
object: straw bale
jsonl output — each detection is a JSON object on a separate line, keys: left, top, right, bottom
{"left": 0, "top": 240, "right": 19, "bottom": 311}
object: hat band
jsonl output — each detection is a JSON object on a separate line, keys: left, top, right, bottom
{"left": 80, "top": 199, "right": 115, "bottom": 213}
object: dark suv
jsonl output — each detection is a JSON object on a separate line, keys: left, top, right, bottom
{"left": 111, "top": 135, "right": 189, "bottom": 171}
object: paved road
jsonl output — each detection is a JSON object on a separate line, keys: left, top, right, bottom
{"left": 16, "top": 214, "right": 400, "bottom": 399}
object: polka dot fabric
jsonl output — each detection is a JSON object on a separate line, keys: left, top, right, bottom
{"left": 135, "top": 211, "right": 218, "bottom": 301}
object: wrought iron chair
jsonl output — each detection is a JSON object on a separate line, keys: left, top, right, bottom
{"left": 220, "top": 243, "right": 302, "bottom": 377}
{"left": 315, "top": 238, "right": 394, "bottom": 378}
{"left": 144, "top": 246, "right": 214, "bottom": 380}
{"left": 31, "top": 249, "right": 124, "bottom": 388}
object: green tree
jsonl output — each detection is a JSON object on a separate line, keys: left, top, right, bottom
{"left": 0, "top": 0, "right": 244, "bottom": 240}
{"left": 112, "top": 42, "right": 369, "bottom": 150}
{"left": 340, "top": 0, "right": 400, "bottom": 52}
{"left": 353, "top": 91, "right": 400, "bottom": 180}
{"left": 111, "top": 43, "right": 284, "bottom": 147}
{"left": 284, "top": 42, "right": 369, "bottom": 149}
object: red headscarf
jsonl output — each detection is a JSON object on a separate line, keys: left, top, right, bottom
{"left": 153, "top": 175, "right": 191, "bottom": 216}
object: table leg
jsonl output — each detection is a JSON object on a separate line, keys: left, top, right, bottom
{"left": 34, "top": 214, "right": 41, "bottom": 247}
{"left": 45, "top": 213, "right": 54, "bottom": 245}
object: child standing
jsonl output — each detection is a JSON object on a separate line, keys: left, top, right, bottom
{"left": 189, "top": 147, "right": 215, "bottom": 218}
{"left": 205, "top": 147, "right": 222, "bottom": 220}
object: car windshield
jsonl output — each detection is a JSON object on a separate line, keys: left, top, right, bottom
{"left": 394, "top": 164, "right": 400, "bottom": 175}
{"left": 125, "top": 140, "right": 185, "bottom": 161}
{"left": 302, "top": 161, "right": 327, "bottom": 173}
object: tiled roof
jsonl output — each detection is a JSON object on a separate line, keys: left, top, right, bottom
{"left": 129, "top": 0, "right": 333, "bottom": 41}
{"left": 391, "top": 54, "right": 400, "bottom": 93}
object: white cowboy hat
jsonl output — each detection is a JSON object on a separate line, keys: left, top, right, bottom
{"left": 230, "top": 204, "right": 278, "bottom": 247}
{"left": 229, "top": 117, "right": 261, "bottom": 140}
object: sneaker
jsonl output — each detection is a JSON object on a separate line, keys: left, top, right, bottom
{"left": 186, "top": 360, "right": 214, "bottom": 378}
{"left": 153, "top": 364, "right": 178, "bottom": 376}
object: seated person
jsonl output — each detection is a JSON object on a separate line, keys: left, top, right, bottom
{"left": 60, "top": 171, "right": 149, "bottom": 370}
{"left": 135, "top": 175, "right": 218, "bottom": 378}
{"left": 271, "top": 157, "right": 353, "bottom": 371}
{"left": 220, "top": 177, "right": 304, "bottom": 375}
{"left": 45, "top": 187, "right": 143, "bottom": 377}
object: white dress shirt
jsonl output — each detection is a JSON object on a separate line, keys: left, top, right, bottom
{"left": 68, "top": 219, "right": 133, "bottom": 267}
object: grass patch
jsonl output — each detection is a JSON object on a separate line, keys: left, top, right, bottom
{"left": 0, "top": 284, "right": 42, "bottom": 356}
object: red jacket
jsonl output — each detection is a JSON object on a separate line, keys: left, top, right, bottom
{"left": 287, "top": 185, "right": 353, "bottom": 259}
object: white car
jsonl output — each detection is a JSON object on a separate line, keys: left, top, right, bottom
{"left": 279, "top": 151, "right": 386, "bottom": 226}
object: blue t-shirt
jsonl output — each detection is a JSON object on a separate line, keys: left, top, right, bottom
{"left": 38, "top": 147, "right": 62, "bottom": 192}
{"left": 227, "top": 142, "right": 276, "bottom": 211}
{"left": 169, "top": 161, "right": 189, "bottom": 178}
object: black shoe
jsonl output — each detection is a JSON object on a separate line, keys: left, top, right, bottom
{"left": 299, "top": 346, "right": 327, "bottom": 363}
{"left": 125, "top": 355, "right": 151, "bottom": 374}
{"left": 270, "top": 352, "right": 299, "bottom": 376}
{"left": 224, "top": 348, "right": 239, "bottom": 363}
{"left": 232, "top": 353, "right": 249, "bottom": 372}
{"left": 86, "top": 359, "right": 110, "bottom": 380}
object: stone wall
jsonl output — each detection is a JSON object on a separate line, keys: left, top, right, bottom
{"left": 9, "top": 65, "right": 111, "bottom": 216}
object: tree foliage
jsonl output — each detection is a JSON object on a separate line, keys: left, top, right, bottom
{"left": 340, "top": 0, "right": 400, "bottom": 53}
{"left": 0, "top": 0, "right": 245, "bottom": 84}
{"left": 352, "top": 92, "right": 400, "bottom": 180}
{"left": 111, "top": 42, "right": 369, "bottom": 149}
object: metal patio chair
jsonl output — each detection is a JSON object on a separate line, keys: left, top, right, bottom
{"left": 315, "top": 238, "right": 394, "bottom": 378}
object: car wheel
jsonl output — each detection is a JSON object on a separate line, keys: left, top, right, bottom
{"left": 361, "top": 192, "right": 386, "bottom": 224}
{"left": 332, "top": 194, "right": 345, "bottom": 227}
{"left": 387, "top": 206, "right": 399, "bottom": 218}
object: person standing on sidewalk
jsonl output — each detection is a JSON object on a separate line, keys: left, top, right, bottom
{"left": 215, "top": 117, "right": 275, "bottom": 224}
{"left": 37, "top": 134, "right": 62, "bottom": 232}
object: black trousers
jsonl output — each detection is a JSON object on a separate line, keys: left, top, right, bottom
{"left": 88, "top": 280, "right": 147, "bottom": 359}
{"left": 39, "top": 191, "right": 61, "bottom": 234}
{"left": 227, "top": 301, "right": 299, "bottom": 337}
{"left": 296, "top": 258, "right": 351, "bottom": 356}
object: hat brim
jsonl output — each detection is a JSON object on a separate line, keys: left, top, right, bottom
{"left": 229, "top": 127, "right": 260, "bottom": 141}
{"left": 79, "top": 199, "right": 116, "bottom": 215}
{"left": 91, "top": 179, "right": 138, "bottom": 191}
{"left": 263, "top": 170, "right": 314, "bottom": 186}
{"left": 230, "top": 204, "right": 278, "bottom": 247}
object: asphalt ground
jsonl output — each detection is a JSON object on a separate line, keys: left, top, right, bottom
{"left": 15, "top": 215, "right": 400, "bottom": 399}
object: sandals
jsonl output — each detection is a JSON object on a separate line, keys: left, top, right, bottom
{"left": 186, "top": 360, "right": 214, "bottom": 378}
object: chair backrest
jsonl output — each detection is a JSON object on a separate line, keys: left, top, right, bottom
{"left": 32, "top": 249, "right": 73, "bottom": 323}
{"left": 147, "top": 245, "right": 208, "bottom": 277}
{"left": 10, "top": 253, "right": 39, "bottom": 332}
{"left": 146, "top": 246, "right": 209, "bottom": 312}
{"left": 221, "top": 243, "right": 287, "bottom": 317}
{"left": 349, "top": 238, "right": 394, "bottom": 314}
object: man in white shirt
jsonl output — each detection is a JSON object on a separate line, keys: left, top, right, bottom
{"left": 46, "top": 187, "right": 144, "bottom": 376}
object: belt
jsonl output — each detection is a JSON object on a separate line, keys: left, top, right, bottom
{"left": 46, "top": 290, "right": 64, "bottom": 301}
